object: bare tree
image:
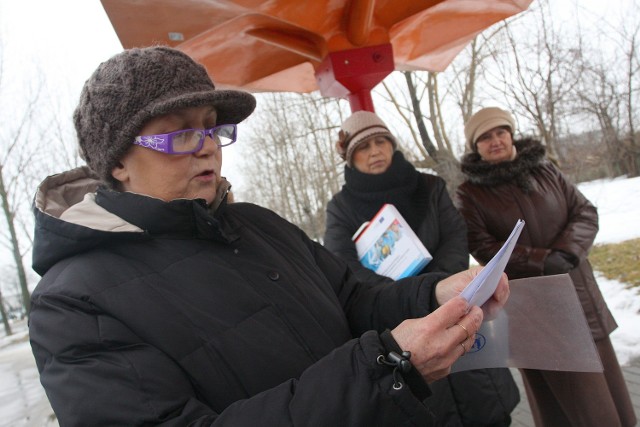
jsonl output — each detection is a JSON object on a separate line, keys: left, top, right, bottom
{"left": 618, "top": 12, "right": 640, "bottom": 176}
{"left": 446, "top": 29, "right": 510, "bottom": 129}
{"left": 562, "top": 1, "right": 640, "bottom": 178}
{"left": 455, "top": 37, "right": 481, "bottom": 123}
{"left": 0, "top": 43, "right": 55, "bottom": 319}
{"left": 376, "top": 71, "right": 461, "bottom": 195}
{"left": 575, "top": 59, "right": 626, "bottom": 177}
{"left": 404, "top": 71, "right": 462, "bottom": 190}
{"left": 485, "top": 1, "right": 583, "bottom": 165}
{"left": 0, "top": 289, "right": 11, "bottom": 336}
{"left": 379, "top": 73, "right": 430, "bottom": 161}
{"left": 235, "top": 92, "right": 346, "bottom": 241}
{"left": 376, "top": 28, "right": 508, "bottom": 193}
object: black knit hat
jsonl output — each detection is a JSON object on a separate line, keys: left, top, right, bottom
{"left": 73, "top": 46, "right": 256, "bottom": 187}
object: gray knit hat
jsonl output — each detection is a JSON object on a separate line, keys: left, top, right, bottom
{"left": 464, "top": 107, "right": 516, "bottom": 151}
{"left": 335, "top": 111, "right": 396, "bottom": 167}
{"left": 74, "top": 46, "right": 256, "bottom": 187}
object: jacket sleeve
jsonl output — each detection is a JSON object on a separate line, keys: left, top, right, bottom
{"left": 546, "top": 166, "right": 598, "bottom": 263}
{"left": 323, "top": 196, "right": 360, "bottom": 262}
{"left": 310, "top": 230, "right": 445, "bottom": 336}
{"left": 29, "top": 291, "right": 220, "bottom": 426}
{"left": 30, "top": 287, "right": 435, "bottom": 427}
{"left": 30, "top": 242, "right": 440, "bottom": 427}
{"left": 423, "top": 177, "right": 469, "bottom": 274}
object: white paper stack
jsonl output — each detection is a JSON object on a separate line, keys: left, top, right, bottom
{"left": 460, "top": 219, "right": 525, "bottom": 306}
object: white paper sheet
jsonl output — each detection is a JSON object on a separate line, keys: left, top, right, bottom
{"left": 459, "top": 219, "right": 525, "bottom": 306}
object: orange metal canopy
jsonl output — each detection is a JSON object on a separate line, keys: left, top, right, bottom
{"left": 101, "top": 0, "right": 532, "bottom": 110}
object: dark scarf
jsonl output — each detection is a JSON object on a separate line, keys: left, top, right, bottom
{"left": 342, "top": 150, "right": 420, "bottom": 227}
{"left": 460, "top": 138, "right": 546, "bottom": 192}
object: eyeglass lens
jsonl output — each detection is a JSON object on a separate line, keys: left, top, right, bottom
{"left": 171, "top": 130, "right": 203, "bottom": 153}
{"left": 213, "top": 126, "right": 236, "bottom": 147}
{"left": 171, "top": 126, "right": 235, "bottom": 153}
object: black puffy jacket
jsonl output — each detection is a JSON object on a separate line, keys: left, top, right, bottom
{"left": 30, "top": 167, "right": 449, "bottom": 426}
{"left": 324, "top": 152, "right": 469, "bottom": 275}
{"left": 324, "top": 154, "right": 519, "bottom": 426}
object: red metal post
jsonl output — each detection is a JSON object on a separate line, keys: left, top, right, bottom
{"left": 347, "top": 91, "right": 375, "bottom": 112}
{"left": 315, "top": 43, "right": 394, "bottom": 113}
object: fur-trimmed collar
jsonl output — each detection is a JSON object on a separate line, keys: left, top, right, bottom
{"left": 460, "top": 138, "right": 547, "bottom": 191}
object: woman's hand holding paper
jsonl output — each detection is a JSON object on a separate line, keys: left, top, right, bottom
{"left": 391, "top": 296, "right": 483, "bottom": 383}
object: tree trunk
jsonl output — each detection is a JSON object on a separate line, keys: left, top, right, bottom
{"left": 0, "top": 290, "right": 13, "bottom": 336}
{"left": 0, "top": 166, "right": 30, "bottom": 317}
{"left": 403, "top": 72, "right": 464, "bottom": 195}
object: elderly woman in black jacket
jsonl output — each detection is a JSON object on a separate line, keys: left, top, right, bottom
{"left": 324, "top": 111, "right": 468, "bottom": 275}
{"left": 28, "top": 46, "right": 511, "bottom": 427}
{"left": 324, "top": 111, "right": 520, "bottom": 427}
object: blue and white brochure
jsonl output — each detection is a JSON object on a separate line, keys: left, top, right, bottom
{"left": 353, "top": 204, "right": 433, "bottom": 280}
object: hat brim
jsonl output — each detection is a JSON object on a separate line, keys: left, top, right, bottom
{"left": 346, "top": 128, "right": 395, "bottom": 166}
{"left": 112, "top": 89, "right": 256, "bottom": 179}
{"left": 147, "top": 89, "right": 256, "bottom": 125}
{"left": 472, "top": 118, "right": 513, "bottom": 146}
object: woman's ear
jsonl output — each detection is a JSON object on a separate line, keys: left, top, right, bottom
{"left": 111, "top": 161, "right": 129, "bottom": 184}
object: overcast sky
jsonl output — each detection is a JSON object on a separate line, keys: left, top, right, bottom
{"left": 1, "top": 0, "right": 635, "bottom": 178}
{"left": 0, "top": 1, "right": 121, "bottom": 100}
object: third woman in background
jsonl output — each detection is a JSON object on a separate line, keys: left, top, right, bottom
{"left": 456, "top": 106, "right": 637, "bottom": 427}
{"left": 324, "top": 110, "right": 520, "bottom": 427}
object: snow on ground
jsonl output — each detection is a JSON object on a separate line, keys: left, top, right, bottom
{"left": 0, "top": 321, "right": 56, "bottom": 427}
{"left": 0, "top": 176, "right": 638, "bottom": 426}
{"left": 577, "top": 176, "right": 640, "bottom": 366}
{"left": 579, "top": 175, "right": 640, "bottom": 244}
{"left": 596, "top": 273, "right": 640, "bottom": 365}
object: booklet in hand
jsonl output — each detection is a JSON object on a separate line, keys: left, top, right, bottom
{"left": 460, "top": 219, "right": 525, "bottom": 306}
{"left": 352, "top": 204, "right": 433, "bottom": 280}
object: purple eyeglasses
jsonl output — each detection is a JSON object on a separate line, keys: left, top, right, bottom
{"left": 133, "top": 124, "right": 237, "bottom": 154}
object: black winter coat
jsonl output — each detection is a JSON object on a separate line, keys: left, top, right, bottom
{"left": 324, "top": 151, "right": 469, "bottom": 275}
{"left": 30, "top": 167, "right": 449, "bottom": 427}
{"left": 323, "top": 153, "right": 520, "bottom": 426}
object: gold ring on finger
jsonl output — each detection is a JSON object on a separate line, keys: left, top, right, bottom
{"left": 456, "top": 323, "right": 471, "bottom": 341}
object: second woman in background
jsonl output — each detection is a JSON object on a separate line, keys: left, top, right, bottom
{"left": 324, "top": 110, "right": 520, "bottom": 427}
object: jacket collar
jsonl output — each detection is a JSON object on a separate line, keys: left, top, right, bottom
{"left": 32, "top": 166, "right": 238, "bottom": 275}
{"left": 95, "top": 187, "right": 230, "bottom": 239}
{"left": 460, "top": 138, "right": 546, "bottom": 190}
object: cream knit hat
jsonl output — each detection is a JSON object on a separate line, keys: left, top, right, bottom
{"left": 336, "top": 111, "right": 396, "bottom": 167}
{"left": 464, "top": 107, "right": 516, "bottom": 150}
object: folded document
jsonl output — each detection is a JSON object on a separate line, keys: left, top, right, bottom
{"left": 460, "top": 219, "right": 525, "bottom": 306}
